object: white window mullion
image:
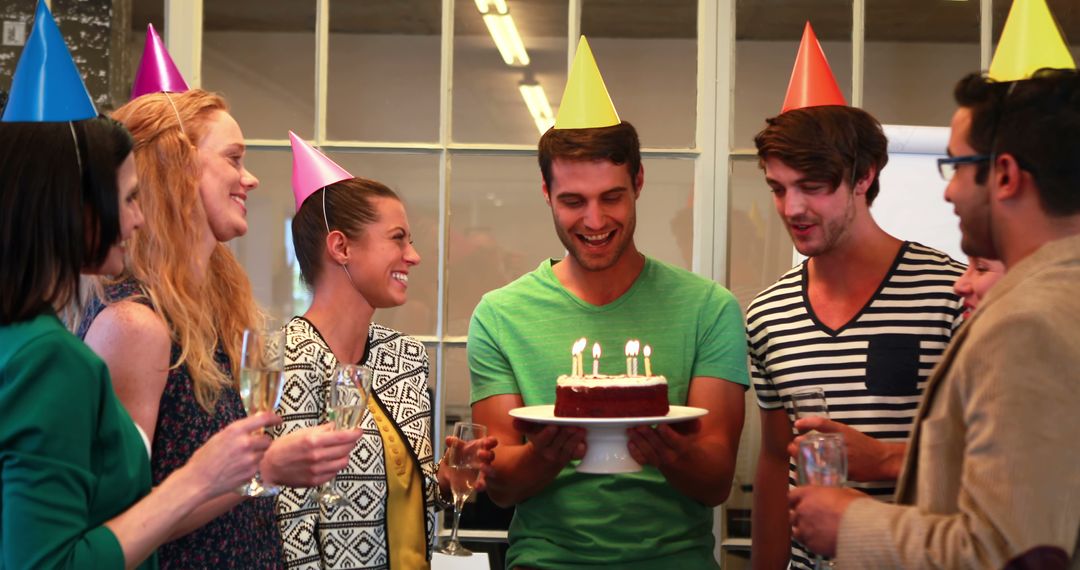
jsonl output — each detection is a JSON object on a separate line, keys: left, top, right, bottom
{"left": 314, "top": 0, "right": 330, "bottom": 143}
{"left": 709, "top": 0, "right": 735, "bottom": 285}
{"left": 852, "top": 0, "right": 865, "bottom": 108}
{"left": 164, "top": 0, "right": 203, "bottom": 88}
{"left": 433, "top": 0, "right": 457, "bottom": 455}
{"left": 568, "top": 0, "right": 582, "bottom": 70}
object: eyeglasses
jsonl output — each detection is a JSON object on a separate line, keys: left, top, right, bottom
{"left": 937, "top": 154, "right": 991, "bottom": 181}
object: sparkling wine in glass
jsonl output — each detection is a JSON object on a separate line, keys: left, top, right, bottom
{"left": 797, "top": 432, "right": 847, "bottom": 569}
{"left": 437, "top": 422, "right": 486, "bottom": 557}
{"left": 791, "top": 387, "right": 829, "bottom": 432}
{"left": 237, "top": 328, "right": 286, "bottom": 497}
{"left": 313, "top": 363, "right": 370, "bottom": 508}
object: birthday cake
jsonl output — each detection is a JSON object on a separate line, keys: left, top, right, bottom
{"left": 554, "top": 374, "right": 669, "bottom": 418}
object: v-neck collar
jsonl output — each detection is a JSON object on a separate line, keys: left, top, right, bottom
{"left": 801, "top": 241, "right": 911, "bottom": 336}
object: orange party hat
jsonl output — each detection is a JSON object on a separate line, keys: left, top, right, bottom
{"left": 781, "top": 22, "right": 847, "bottom": 113}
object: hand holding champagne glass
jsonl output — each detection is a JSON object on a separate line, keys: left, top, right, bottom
{"left": 797, "top": 432, "right": 847, "bottom": 569}
{"left": 313, "top": 363, "right": 370, "bottom": 508}
{"left": 791, "top": 387, "right": 829, "bottom": 433}
{"left": 437, "top": 422, "right": 487, "bottom": 557}
{"left": 237, "top": 328, "right": 286, "bottom": 497}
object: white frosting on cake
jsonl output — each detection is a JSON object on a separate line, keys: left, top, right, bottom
{"left": 556, "top": 374, "right": 667, "bottom": 388}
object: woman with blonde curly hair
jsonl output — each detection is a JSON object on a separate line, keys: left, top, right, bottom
{"left": 79, "top": 90, "right": 360, "bottom": 569}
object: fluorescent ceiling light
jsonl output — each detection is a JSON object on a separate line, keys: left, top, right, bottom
{"left": 475, "top": 0, "right": 508, "bottom": 12}
{"left": 476, "top": 1, "right": 529, "bottom": 66}
{"left": 519, "top": 82, "right": 554, "bottom": 135}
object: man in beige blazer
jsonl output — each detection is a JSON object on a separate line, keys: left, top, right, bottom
{"left": 787, "top": 69, "right": 1080, "bottom": 569}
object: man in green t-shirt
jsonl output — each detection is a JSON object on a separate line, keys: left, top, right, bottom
{"left": 468, "top": 117, "right": 750, "bottom": 569}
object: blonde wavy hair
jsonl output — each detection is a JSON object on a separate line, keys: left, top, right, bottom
{"left": 104, "top": 89, "right": 260, "bottom": 413}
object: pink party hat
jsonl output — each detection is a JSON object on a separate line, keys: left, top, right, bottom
{"left": 289, "top": 131, "right": 353, "bottom": 211}
{"left": 131, "top": 23, "right": 189, "bottom": 99}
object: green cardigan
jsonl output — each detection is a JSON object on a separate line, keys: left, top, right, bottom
{"left": 0, "top": 313, "right": 156, "bottom": 569}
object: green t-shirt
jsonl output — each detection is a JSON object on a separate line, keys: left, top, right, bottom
{"left": 469, "top": 257, "right": 749, "bottom": 569}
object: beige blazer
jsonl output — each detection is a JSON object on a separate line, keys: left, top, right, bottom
{"left": 834, "top": 234, "right": 1080, "bottom": 569}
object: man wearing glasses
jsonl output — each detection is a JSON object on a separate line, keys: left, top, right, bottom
{"left": 748, "top": 104, "right": 966, "bottom": 570}
{"left": 789, "top": 69, "right": 1080, "bottom": 569}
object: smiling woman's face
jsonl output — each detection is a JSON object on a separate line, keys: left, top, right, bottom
{"left": 196, "top": 110, "right": 259, "bottom": 242}
{"left": 953, "top": 255, "right": 1005, "bottom": 318}
{"left": 96, "top": 152, "right": 143, "bottom": 276}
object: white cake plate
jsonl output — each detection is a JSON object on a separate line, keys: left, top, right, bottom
{"left": 508, "top": 405, "right": 708, "bottom": 474}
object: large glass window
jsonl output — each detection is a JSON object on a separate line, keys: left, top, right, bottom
{"left": 327, "top": 1, "right": 441, "bottom": 142}
{"left": 202, "top": 2, "right": 316, "bottom": 140}
{"left": 734, "top": 1, "right": 852, "bottom": 149}
{"left": 864, "top": 2, "right": 981, "bottom": 126}
{"left": 582, "top": 0, "right": 697, "bottom": 148}
{"left": 452, "top": 0, "right": 568, "bottom": 144}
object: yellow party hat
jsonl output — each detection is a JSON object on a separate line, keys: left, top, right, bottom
{"left": 989, "top": 0, "right": 1075, "bottom": 81}
{"left": 554, "top": 36, "right": 620, "bottom": 129}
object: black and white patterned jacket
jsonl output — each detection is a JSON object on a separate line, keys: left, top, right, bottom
{"left": 272, "top": 317, "right": 437, "bottom": 569}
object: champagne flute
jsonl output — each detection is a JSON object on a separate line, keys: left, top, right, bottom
{"left": 312, "top": 363, "right": 370, "bottom": 508}
{"left": 797, "top": 432, "right": 847, "bottom": 569}
{"left": 436, "top": 422, "right": 486, "bottom": 557}
{"left": 237, "top": 328, "right": 286, "bottom": 497}
{"left": 791, "top": 387, "right": 829, "bottom": 432}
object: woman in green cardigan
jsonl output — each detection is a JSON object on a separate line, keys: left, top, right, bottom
{"left": 0, "top": 117, "right": 280, "bottom": 570}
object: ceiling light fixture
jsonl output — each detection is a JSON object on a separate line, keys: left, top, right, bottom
{"left": 475, "top": 0, "right": 530, "bottom": 66}
{"left": 519, "top": 82, "right": 555, "bottom": 134}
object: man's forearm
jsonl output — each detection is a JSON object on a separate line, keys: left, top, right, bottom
{"left": 658, "top": 437, "right": 736, "bottom": 506}
{"left": 485, "top": 442, "right": 566, "bottom": 507}
{"left": 752, "top": 455, "right": 792, "bottom": 570}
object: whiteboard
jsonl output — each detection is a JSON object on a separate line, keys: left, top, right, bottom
{"left": 873, "top": 125, "right": 964, "bottom": 262}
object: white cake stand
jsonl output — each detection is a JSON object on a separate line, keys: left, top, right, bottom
{"left": 508, "top": 405, "right": 708, "bottom": 474}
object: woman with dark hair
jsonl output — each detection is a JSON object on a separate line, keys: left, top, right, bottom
{"left": 273, "top": 139, "right": 495, "bottom": 569}
{"left": 0, "top": 117, "right": 278, "bottom": 569}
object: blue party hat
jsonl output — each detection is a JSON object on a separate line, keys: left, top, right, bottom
{"left": 1, "top": 0, "right": 97, "bottom": 122}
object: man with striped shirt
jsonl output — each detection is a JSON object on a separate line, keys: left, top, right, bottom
{"left": 748, "top": 105, "right": 965, "bottom": 570}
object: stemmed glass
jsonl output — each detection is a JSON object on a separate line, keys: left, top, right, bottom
{"left": 312, "top": 363, "right": 371, "bottom": 508}
{"left": 237, "top": 328, "right": 286, "bottom": 497}
{"left": 436, "top": 422, "right": 486, "bottom": 557}
{"left": 797, "top": 432, "right": 847, "bottom": 569}
{"left": 791, "top": 387, "right": 829, "bottom": 430}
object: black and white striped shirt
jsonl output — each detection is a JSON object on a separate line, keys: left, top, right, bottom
{"left": 747, "top": 241, "right": 964, "bottom": 569}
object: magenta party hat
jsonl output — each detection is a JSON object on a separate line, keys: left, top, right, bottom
{"left": 1, "top": 0, "right": 97, "bottom": 122}
{"left": 289, "top": 131, "right": 353, "bottom": 211}
{"left": 131, "top": 23, "right": 189, "bottom": 99}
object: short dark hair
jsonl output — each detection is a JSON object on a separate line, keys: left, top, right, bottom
{"left": 754, "top": 106, "right": 889, "bottom": 206}
{"left": 954, "top": 69, "right": 1080, "bottom": 216}
{"left": 292, "top": 177, "right": 400, "bottom": 287}
{"left": 0, "top": 117, "right": 133, "bottom": 324}
{"left": 537, "top": 121, "right": 642, "bottom": 191}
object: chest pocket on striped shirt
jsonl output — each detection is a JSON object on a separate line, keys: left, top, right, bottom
{"left": 864, "top": 334, "right": 921, "bottom": 396}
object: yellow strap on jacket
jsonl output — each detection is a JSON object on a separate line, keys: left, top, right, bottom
{"left": 369, "top": 398, "right": 428, "bottom": 570}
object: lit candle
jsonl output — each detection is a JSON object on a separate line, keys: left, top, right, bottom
{"left": 592, "top": 343, "right": 601, "bottom": 376}
{"left": 643, "top": 344, "right": 652, "bottom": 377}
{"left": 625, "top": 340, "right": 634, "bottom": 375}
{"left": 630, "top": 340, "right": 640, "bottom": 376}
{"left": 573, "top": 337, "right": 587, "bottom": 376}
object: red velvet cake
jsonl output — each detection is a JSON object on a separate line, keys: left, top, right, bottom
{"left": 553, "top": 375, "right": 669, "bottom": 418}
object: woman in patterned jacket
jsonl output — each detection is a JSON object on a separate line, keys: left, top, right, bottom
{"left": 274, "top": 173, "right": 496, "bottom": 570}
